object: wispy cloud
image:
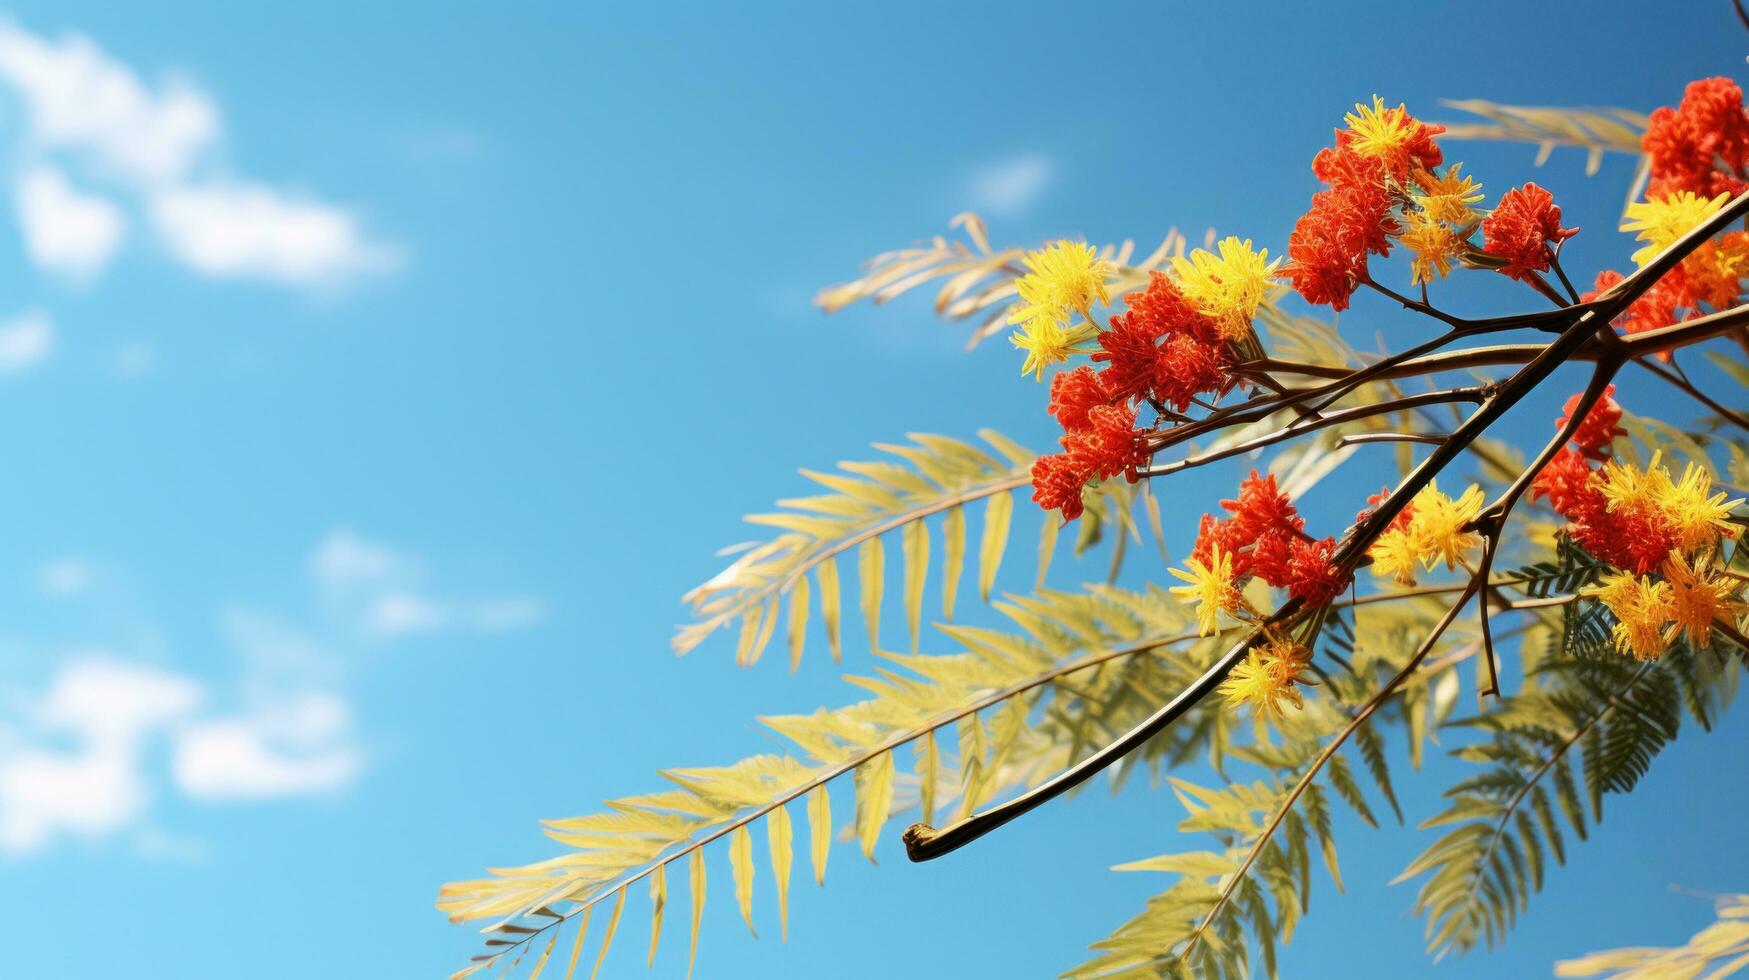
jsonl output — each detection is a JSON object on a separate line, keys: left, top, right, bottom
{"left": 310, "top": 528, "right": 547, "bottom": 638}
{"left": 38, "top": 556, "right": 93, "bottom": 597}
{"left": 0, "top": 19, "right": 400, "bottom": 290}
{"left": 173, "top": 693, "right": 359, "bottom": 801}
{"left": 0, "top": 310, "right": 54, "bottom": 372}
{"left": 966, "top": 153, "right": 1054, "bottom": 218}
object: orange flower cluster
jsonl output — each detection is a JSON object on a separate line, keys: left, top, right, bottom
{"left": 1191, "top": 472, "right": 1348, "bottom": 605}
{"left": 1480, "top": 183, "right": 1576, "bottom": 282}
{"left": 1533, "top": 388, "right": 1740, "bottom": 575}
{"left": 1030, "top": 273, "right": 1241, "bottom": 519}
{"left": 1643, "top": 76, "right": 1749, "bottom": 200}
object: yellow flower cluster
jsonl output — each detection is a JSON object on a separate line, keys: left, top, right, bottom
{"left": 1597, "top": 452, "right": 1742, "bottom": 554}
{"left": 1587, "top": 554, "right": 1746, "bottom": 659}
{"left": 1169, "top": 546, "right": 1243, "bottom": 636}
{"left": 1343, "top": 95, "right": 1421, "bottom": 164}
{"left": 1171, "top": 236, "right": 1280, "bottom": 341}
{"left": 1367, "top": 481, "right": 1486, "bottom": 585}
{"left": 1008, "top": 240, "right": 1111, "bottom": 378}
{"left": 1414, "top": 164, "right": 1484, "bottom": 225}
{"left": 1400, "top": 164, "right": 1482, "bottom": 286}
{"left": 1220, "top": 639, "right": 1313, "bottom": 721}
{"left": 1621, "top": 190, "right": 1731, "bottom": 267}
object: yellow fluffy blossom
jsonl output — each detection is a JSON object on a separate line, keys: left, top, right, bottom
{"left": 1660, "top": 461, "right": 1744, "bottom": 552}
{"left": 1343, "top": 95, "right": 1421, "bottom": 164}
{"left": 1170, "top": 546, "right": 1242, "bottom": 636}
{"left": 1414, "top": 164, "right": 1484, "bottom": 224}
{"left": 1367, "top": 481, "right": 1486, "bottom": 584}
{"left": 1587, "top": 570, "right": 1675, "bottom": 660}
{"left": 1220, "top": 639, "right": 1313, "bottom": 721}
{"left": 1367, "top": 527, "right": 1423, "bottom": 586}
{"left": 1171, "top": 236, "right": 1280, "bottom": 341}
{"left": 1400, "top": 215, "right": 1468, "bottom": 285}
{"left": 1008, "top": 240, "right": 1111, "bottom": 334}
{"left": 1010, "top": 318, "right": 1094, "bottom": 381}
{"left": 1597, "top": 452, "right": 1743, "bottom": 556}
{"left": 1596, "top": 451, "right": 1675, "bottom": 515}
{"left": 1661, "top": 551, "right": 1748, "bottom": 649}
{"left": 1621, "top": 190, "right": 1731, "bottom": 267}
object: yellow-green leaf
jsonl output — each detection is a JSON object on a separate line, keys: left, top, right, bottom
{"left": 735, "top": 604, "right": 763, "bottom": 667}
{"left": 786, "top": 574, "right": 810, "bottom": 672}
{"left": 590, "top": 888, "right": 625, "bottom": 980}
{"left": 817, "top": 558, "right": 842, "bottom": 663}
{"left": 854, "top": 751, "right": 895, "bottom": 862}
{"left": 1036, "top": 516, "right": 1059, "bottom": 591}
{"left": 919, "top": 731, "right": 939, "bottom": 826}
{"left": 528, "top": 931, "right": 559, "bottom": 980}
{"left": 858, "top": 537, "right": 884, "bottom": 650}
{"left": 563, "top": 907, "right": 590, "bottom": 980}
{"left": 941, "top": 505, "right": 966, "bottom": 621}
{"left": 730, "top": 825, "right": 757, "bottom": 937}
{"left": 808, "top": 785, "right": 831, "bottom": 885}
{"left": 687, "top": 850, "right": 705, "bottom": 980}
{"left": 902, "top": 519, "right": 929, "bottom": 651}
{"left": 646, "top": 864, "right": 666, "bottom": 967}
{"left": 978, "top": 491, "right": 1012, "bottom": 601}
{"left": 767, "top": 805, "right": 794, "bottom": 942}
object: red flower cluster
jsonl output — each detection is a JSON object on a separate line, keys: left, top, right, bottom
{"left": 1643, "top": 77, "right": 1749, "bottom": 199}
{"left": 1284, "top": 147, "right": 1400, "bottom": 311}
{"left": 1092, "top": 273, "right": 1233, "bottom": 410}
{"left": 1555, "top": 384, "right": 1626, "bottom": 461}
{"left": 1481, "top": 183, "right": 1577, "bottom": 281}
{"left": 1192, "top": 471, "right": 1348, "bottom": 603}
{"left": 1031, "top": 274, "right": 1242, "bottom": 519}
{"left": 1532, "top": 390, "right": 1665, "bottom": 573}
{"left": 1532, "top": 449, "right": 1674, "bottom": 574}
{"left": 1031, "top": 373, "right": 1150, "bottom": 520}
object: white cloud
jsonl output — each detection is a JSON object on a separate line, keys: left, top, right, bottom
{"left": 0, "top": 655, "right": 359, "bottom": 855}
{"left": 39, "top": 556, "right": 93, "bottom": 597}
{"left": 148, "top": 182, "right": 401, "bottom": 288}
{"left": 173, "top": 693, "right": 359, "bottom": 801}
{"left": 365, "top": 590, "right": 448, "bottom": 636}
{"left": 0, "top": 658, "right": 199, "bottom": 852}
{"left": 0, "top": 20, "right": 398, "bottom": 290}
{"left": 967, "top": 153, "right": 1053, "bottom": 218}
{"left": 15, "top": 166, "right": 124, "bottom": 280}
{"left": 0, "top": 22, "right": 216, "bottom": 185}
{"left": 309, "top": 528, "right": 404, "bottom": 592}
{"left": 311, "top": 528, "right": 545, "bottom": 638}
{"left": 0, "top": 309, "right": 53, "bottom": 372}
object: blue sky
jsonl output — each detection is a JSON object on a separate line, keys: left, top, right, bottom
{"left": 0, "top": 1, "right": 1744, "bottom": 977}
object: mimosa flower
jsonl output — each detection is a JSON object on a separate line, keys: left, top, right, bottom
{"left": 1400, "top": 214, "right": 1467, "bottom": 285}
{"left": 1643, "top": 76, "right": 1749, "bottom": 199}
{"left": 1011, "top": 317, "right": 1094, "bottom": 380}
{"left": 1009, "top": 240, "right": 1112, "bottom": 333}
{"left": 1029, "top": 452, "right": 1090, "bottom": 520}
{"left": 1621, "top": 191, "right": 1731, "bottom": 267}
{"left": 1340, "top": 95, "right": 1445, "bottom": 180}
{"left": 1586, "top": 570, "right": 1674, "bottom": 660}
{"left": 1365, "top": 481, "right": 1484, "bottom": 584}
{"left": 1481, "top": 183, "right": 1577, "bottom": 281}
{"left": 1414, "top": 164, "right": 1484, "bottom": 224}
{"left": 1172, "top": 237, "right": 1280, "bottom": 341}
{"left": 1171, "top": 546, "right": 1243, "bottom": 636}
{"left": 1220, "top": 639, "right": 1313, "bottom": 720}
{"left": 1047, "top": 365, "right": 1112, "bottom": 433}
{"left": 1555, "top": 385, "right": 1626, "bottom": 460}
{"left": 1658, "top": 461, "right": 1743, "bottom": 553}
{"left": 1662, "top": 551, "right": 1748, "bottom": 649}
